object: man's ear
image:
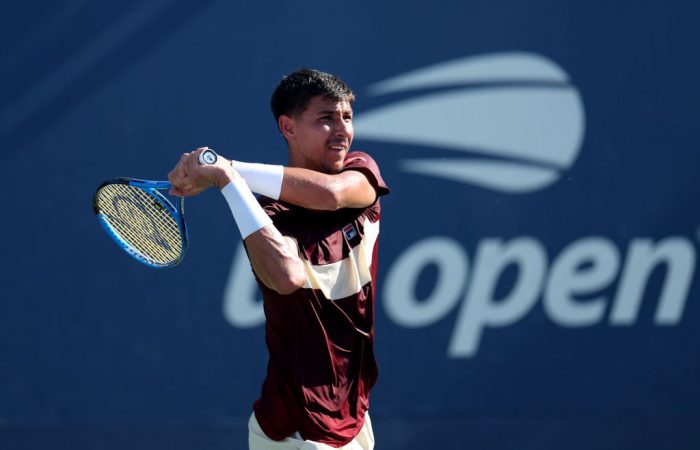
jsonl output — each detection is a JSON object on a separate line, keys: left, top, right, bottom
{"left": 278, "top": 115, "right": 295, "bottom": 140}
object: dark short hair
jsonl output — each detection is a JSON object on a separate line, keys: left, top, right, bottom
{"left": 270, "top": 68, "right": 355, "bottom": 122}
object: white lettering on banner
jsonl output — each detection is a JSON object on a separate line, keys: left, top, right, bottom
{"left": 222, "top": 244, "right": 264, "bottom": 328}
{"left": 383, "top": 237, "right": 468, "bottom": 327}
{"left": 544, "top": 237, "right": 620, "bottom": 327}
{"left": 448, "top": 238, "right": 547, "bottom": 357}
{"left": 223, "top": 235, "right": 697, "bottom": 357}
{"left": 610, "top": 238, "right": 696, "bottom": 325}
{"left": 382, "top": 235, "right": 697, "bottom": 358}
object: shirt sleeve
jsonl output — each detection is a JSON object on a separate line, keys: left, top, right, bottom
{"left": 342, "top": 151, "right": 390, "bottom": 198}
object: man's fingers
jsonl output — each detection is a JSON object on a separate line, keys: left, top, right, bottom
{"left": 167, "top": 154, "right": 190, "bottom": 193}
{"left": 180, "top": 151, "right": 195, "bottom": 174}
{"left": 168, "top": 147, "right": 216, "bottom": 197}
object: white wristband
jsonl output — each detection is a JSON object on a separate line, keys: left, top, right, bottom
{"left": 221, "top": 178, "right": 273, "bottom": 239}
{"left": 230, "top": 160, "right": 284, "bottom": 200}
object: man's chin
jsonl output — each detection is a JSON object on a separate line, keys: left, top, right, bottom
{"left": 321, "top": 165, "right": 343, "bottom": 174}
{"left": 322, "top": 159, "right": 345, "bottom": 174}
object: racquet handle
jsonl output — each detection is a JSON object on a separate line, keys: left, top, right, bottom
{"left": 198, "top": 148, "right": 218, "bottom": 165}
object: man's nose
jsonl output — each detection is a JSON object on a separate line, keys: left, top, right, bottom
{"left": 334, "top": 118, "right": 351, "bottom": 137}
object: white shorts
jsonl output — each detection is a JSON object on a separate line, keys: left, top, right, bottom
{"left": 248, "top": 412, "right": 375, "bottom": 450}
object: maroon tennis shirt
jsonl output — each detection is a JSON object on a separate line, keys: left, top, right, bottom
{"left": 249, "top": 152, "right": 389, "bottom": 447}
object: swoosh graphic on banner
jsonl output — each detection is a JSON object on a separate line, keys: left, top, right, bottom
{"left": 368, "top": 52, "right": 570, "bottom": 95}
{"left": 354, "top": 52, "right": 586, "bottom": 193}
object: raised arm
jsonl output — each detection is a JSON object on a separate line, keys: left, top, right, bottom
{"left": 279, "top": 167, "right": 376, "bottom": 210}
{"left": 229, "top": 156, "right": 380, "bottom": 211}
{"left": 168, "top": 149, "right": 306, "bottom": 295}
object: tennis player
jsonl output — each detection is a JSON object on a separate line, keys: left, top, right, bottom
{"left": 168, "top": 68, "right": 389, "bottom": 449}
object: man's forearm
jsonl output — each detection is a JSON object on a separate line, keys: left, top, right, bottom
{"left": 280, "top": 167, "right": 348, "bottom": 210}
{"left": 232, "top": 161, "right": 375, "bottom": 210}
{"left": 230, "top": 160, "right": 339, "bottom": 209}
{"left": 220, "top": 170, "right": 305, "bottom": 294}
{"left": 244, "top": 227, "right": 306, "bottom": 295}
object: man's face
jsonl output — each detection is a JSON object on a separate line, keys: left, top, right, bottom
{"left": 284, "top": 95, "right": 354, "bottom": 174}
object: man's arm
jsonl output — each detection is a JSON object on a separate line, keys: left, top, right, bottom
{"left": 244, "top": 227, "right": 306, "bottom": 295}
{"left": 229, "top": 156, "right": 379, "bottom": 211}
{"left": 280, "top": 167, "right": 377, "bottom": 211}
{"left": 167, "top": 149, "right": 306, "bottom": 295}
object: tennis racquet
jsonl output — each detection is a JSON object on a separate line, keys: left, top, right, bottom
{"left": 93, "top": 149, "right": 218, "bottom": 268}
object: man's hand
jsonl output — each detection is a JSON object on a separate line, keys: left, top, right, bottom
{"left": 167, "top": 147, "right": 238, "bottom": 196}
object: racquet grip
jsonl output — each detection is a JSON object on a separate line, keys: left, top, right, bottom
{"left": 199, "top": 149, "right": 218, "bottom": 165}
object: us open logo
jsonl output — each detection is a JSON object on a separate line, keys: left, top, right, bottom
{"left": 221, "top": 54, "right": 695, "bottom": 360}
{"left": 353, "top": 52, "right": 585, "bottom": 193}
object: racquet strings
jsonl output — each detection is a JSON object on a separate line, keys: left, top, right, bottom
{"left": 96, "top": 183, "right": 183, "bottom": 265}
